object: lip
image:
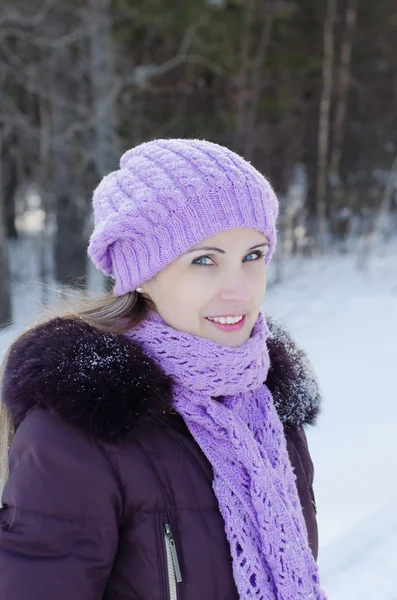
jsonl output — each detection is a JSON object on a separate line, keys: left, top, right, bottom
{"left": 205, "top": 314, "right": 246, "bottom": 332}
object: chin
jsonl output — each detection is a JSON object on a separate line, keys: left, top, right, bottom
{"left": 218, "top": 332, "right": 250, "bottom": 348}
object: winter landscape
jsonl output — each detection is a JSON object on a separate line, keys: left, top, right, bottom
{"left": 2, "top": 1, "right": 397, "bottom": 597}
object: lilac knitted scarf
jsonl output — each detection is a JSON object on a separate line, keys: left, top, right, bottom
{"left": 127, "top": 310, "right": 327, "bottom": 600}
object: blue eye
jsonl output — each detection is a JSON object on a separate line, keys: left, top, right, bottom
{"left": 244, "top": 251, "right": 266, "bottom": 262}
{"left": 192, "top": 250, "right": 266, "bottom": 267}
{"left": 193, "top": 256, "right": 213, "bottom": 266}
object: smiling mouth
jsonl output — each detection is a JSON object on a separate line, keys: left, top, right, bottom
{"left": 207, "top": 315, "right": 244, "bottom": 323}
{"left": 205, "top": 315, "right": 247, "bottom": 331}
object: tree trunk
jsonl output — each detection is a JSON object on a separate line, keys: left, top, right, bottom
{"left": 3, "top": 149, "right": 18, "bottom": 239}
{"left": 89, "top": 0, "right": 119, "bottom": 177}
{"left": 51, "top": 48, "right": 87, "bottom": 286}
{"left": 244, "top": 4, "right": 274, "bottom": 161}
{"left": 0, "top": 131, "right": 12, "bottom": 326}
{"left": 234, "top": 0, "right": 256, "bottom": 154}
{"left": 316, "top": 0, "right": 338, "bottom": 251}
{"left": 37, "top": 87, "right": 52, "bottom": 304}
{"left": 329, "top": 0, "right": 358, "bottom": 180}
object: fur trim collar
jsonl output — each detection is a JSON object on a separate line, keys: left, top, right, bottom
{"left": 2, "top": 316, "right": 321, "bottom": 443}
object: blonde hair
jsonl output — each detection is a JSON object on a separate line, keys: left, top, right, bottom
{"left": 0, "top": 289, "right": 155, "bottom": 495}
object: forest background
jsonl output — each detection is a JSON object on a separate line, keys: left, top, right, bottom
{"left": 1, "top": 0, "right": 396, "bottom": 325}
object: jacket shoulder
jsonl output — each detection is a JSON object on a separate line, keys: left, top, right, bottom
{"left": 2, "top": 315, "right": 322, "bottom": 444}
{"left": 4, "top": 408, "right": 122, "bottom": 520}
{"left": 266, "top": 316, "right": 322, "bottom": 427}
{"left": 2, "top": 317, "right": 174, "bottom": 443}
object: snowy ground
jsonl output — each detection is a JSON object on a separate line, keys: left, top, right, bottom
{"left": 264, "top": 245, "right": 397, "bottom": 599}
{"left": 1, "top": 239, "right": 397, "bottom": 598}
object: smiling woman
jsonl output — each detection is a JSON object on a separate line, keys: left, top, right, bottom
{"left": 141, "top": 228, "right": 269, "bottom": 347}
{"left": 0, "top": 138, "right": 327, "bottom": 600}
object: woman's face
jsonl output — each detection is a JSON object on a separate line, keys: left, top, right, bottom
{"left": 141, "top": 227, "right": 270, "bottom": 347}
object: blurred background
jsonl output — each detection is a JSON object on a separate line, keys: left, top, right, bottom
{"left": 1, "top": 1, "right": 396, "bottom": 597}
{"left": 1, "top": 0, "right": 397, "bottom": 315}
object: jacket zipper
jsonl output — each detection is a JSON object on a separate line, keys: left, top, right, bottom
{"left": 163, "top": 522, "right": 182, "bottom": 600}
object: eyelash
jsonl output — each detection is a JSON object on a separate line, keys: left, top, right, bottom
{"left": 192, "top": 250, "right": 266, "bottom": 267}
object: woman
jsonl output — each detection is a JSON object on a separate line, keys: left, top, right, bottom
{"left": 0, "top": 139, "right": 327, "bottom": 599}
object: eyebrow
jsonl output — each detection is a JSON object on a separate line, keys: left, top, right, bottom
{"left": 186, "top": 242, "right": 270, "bottom": 255}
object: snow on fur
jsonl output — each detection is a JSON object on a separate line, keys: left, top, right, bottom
{"left": 2, "top": 315, "right": 321, "bottom": 442}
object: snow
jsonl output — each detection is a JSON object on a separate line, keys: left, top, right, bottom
{"left": 1, "top": 239, "right": 396, "bottom": 598}
{"left": 264, "top": 245, "right": 397, "bottom": 598}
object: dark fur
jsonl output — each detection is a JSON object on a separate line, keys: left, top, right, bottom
{"left": 265, "top": 316, "right": 322, "bottom": 427}
{"left": 2, "top": 316, "right": 321, "bottom": 443}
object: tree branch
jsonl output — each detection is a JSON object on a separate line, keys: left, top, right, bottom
{"left": 0, "top": 0, "right": 57, "bottom": 27}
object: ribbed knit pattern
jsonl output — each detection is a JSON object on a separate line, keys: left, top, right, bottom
{"left": 127, "top": 310, "right": 327, "bottom": 600}
{"left": 88, "top": 139, "right": 278, "bottom": 294}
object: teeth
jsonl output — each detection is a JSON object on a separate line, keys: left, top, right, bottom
{"left": 208, "top": 315, "right": 243, "bottom": 325}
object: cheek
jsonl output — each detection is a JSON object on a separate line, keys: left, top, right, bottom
{"left": 174, "top": 280, "right": 217, "bottom": 330}
{"left": 174, "top": 279, "right": 207, "bottom": 310}
{"left": 252, "top": 267, "right": 267, "bottom": 298}
{"left": 158, "top": 278, "right": 205, "bottom": 322}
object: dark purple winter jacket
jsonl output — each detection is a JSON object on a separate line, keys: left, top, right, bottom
{"left": 0, "top": 316, "right": 321, "bottom": 600}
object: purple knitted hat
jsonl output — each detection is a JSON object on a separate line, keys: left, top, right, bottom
{"left": 88, "top": 138, "right": 279, "bottom": 296}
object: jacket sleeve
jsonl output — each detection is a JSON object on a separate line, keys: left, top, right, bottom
{"left": 0, "top": 408, "right": 122, "bottom": 600}
{"left": 285, "top": 425, "right": 319, "bottom": 561}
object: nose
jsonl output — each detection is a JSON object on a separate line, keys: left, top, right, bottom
{"left": 218, "top": 273, "right": 253, "bottom": 305}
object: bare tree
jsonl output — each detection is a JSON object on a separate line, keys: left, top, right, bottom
{"left": 2, "top": 144, "right": 18, "bottom": 239}
{"left": 0, "top": 131, "right": 12, "bottom": 326}
{"left": 88, "top": 0, "right": 119, "bottom": 177}
{"left": 233, "top": 1, "right": 298, "bottom": 162}
{"left": 49, "top": 34, "right": 89, "bottom": 286}
{"left": 244, "top": 3, "right": 275, "bottom": 161}
{"left": 234, "top": 0, "right": 256, "bottom": 154}
{"left": 329, "top": 0, "right": 358, "bottom": 180}
{"left": 316, "top": 0, "right": 338, "bottom": 250}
